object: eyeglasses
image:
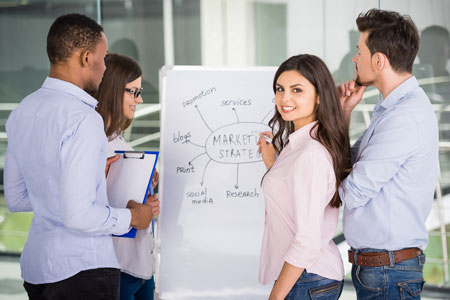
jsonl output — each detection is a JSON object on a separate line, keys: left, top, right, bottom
{"left": 125, "top": 87, "right": 143, "bottom": 99}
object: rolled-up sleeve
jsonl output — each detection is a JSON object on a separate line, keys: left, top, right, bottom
{"left": 60, "top": 112, "right": 131, "bottom": 235}
{"left": 284, "top": 152, "right": 332, "bottom": 269}
{"left": 339, "top": 111, "right": 418, "bottom": 209}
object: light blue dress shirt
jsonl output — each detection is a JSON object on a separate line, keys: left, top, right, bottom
{"left": 4, "top": 77, "right": 131, "bottom": 284}
{"left": 340, "top": 76, "right": 439, "bottom": 251}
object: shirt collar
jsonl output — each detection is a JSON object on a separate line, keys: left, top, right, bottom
{"left": 41, "top": 77, "right": 98, "bottom": 108}
{"left": 288, "top": 120, "right": 318, "bottom": 146}
{"left": 379, "top": 76, "right": 419, "bottom": 110}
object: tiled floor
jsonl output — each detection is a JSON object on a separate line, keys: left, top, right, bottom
{"left": 0, "top": 256, "right": 25, "bottom": 300}
{"left": 0, "top": 256, "right": 446, "bottom": 300}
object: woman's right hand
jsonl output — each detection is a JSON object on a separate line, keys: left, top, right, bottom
{"left": 258, "top": 132, "right": 275, "bottom": 170}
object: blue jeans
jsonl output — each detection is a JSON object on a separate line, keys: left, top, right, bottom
{"left": 285, "top": 270, "right": 343, "bottom": 299}
{"left": 119, "top": 272, "right": 154, "bottom": 300}
{"left": 351, "top": 248, "right": 426, "bottom": 299}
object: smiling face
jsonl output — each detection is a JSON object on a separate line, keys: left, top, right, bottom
{"left": 123, "top": 76, "right": 143, "bottom": 119}
{"left": 275, "top": 70, "right": 318, "bottom": 131}
{"left": 352, "top": 31, "right": 377, "bottom": 86}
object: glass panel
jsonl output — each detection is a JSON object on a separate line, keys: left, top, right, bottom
{"left": 173, "top": 0, "right": 201, "bottom": 65}
{"left": 101, "top": 0, "right": 164, "bottom": 151}
{"left": 254, "top": 2, "right": 287, "bottom": 66}
{"left": 424, "top": 230, "right": 450, "bottom": 285}
{"left": 0, "top": 0, "right": 99, "bottom": 254}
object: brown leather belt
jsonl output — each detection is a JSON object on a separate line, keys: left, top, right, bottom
{"left": 348, "top": 248, "right": 422, "bottom": 267}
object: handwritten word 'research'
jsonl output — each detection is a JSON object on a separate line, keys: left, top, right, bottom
{"left": 182, "top": 87, "right": 217, "bottom": 108}
{"left": 226, "top": 188, "right": 260, "bottom": 198}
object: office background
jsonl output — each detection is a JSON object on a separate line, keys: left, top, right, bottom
{"left": 0, "top": 0, "right": 450, "bottom": 298}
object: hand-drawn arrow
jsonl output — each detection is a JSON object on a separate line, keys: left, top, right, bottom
{"left": 234, "top": 164, "right": 239, "bottom": 189}
{"left": 189, "top": 152, "right": 206, "bottom": 166}
{"left": 200, "top": 158, "right": 212, "bottom": 186}
{"left": 195, "top": 105, "right": 213, "bottom": 132}
{"left": 232, "top": 107, "right": 240, "bottom": 123}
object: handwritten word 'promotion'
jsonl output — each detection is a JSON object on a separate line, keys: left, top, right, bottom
{"left": 182, "top": 87, "right": 217, "bottom": 108}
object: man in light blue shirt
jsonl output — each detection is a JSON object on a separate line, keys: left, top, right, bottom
{"left": 338, "top": 9, "right": 439, "bottom": 299}
{"left": 4, "top": 14, "right": 154, "bottom": 299}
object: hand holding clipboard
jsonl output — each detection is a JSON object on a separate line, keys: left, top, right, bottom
{"left": 126, "top": 196, "right": 159, "bottom": 230}
{"left": 106, "top": 151, "right": 159, "bottom": 238}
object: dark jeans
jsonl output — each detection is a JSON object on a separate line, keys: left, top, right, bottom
{"left": 24, "top": 268, "right": 120, "bottom": 300}
{"left": 119, "top": 272, "right": 154, "bottom": 300}
{"left": 351, "top": 248, "right": 426, "bottom": 299}
{"left": 285, "top": 270, "right": 343, "bottom": 299}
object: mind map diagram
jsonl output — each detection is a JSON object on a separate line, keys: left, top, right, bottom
{"left": 170, "top": 86, "right": 275, "bottom": 205}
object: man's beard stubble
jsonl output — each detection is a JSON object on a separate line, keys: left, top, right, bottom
{"left": 355, "top": 76, "right": 363, "bottom": 86}
{"left": 355, "top": 65, "right": 376, "bottom": 87}
{"left": 84, "top": 87, "right": 98, "bottom": 97}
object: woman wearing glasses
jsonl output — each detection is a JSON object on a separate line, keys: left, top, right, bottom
{"left": 95, "top": 53, "right": 160, "bottom": 300}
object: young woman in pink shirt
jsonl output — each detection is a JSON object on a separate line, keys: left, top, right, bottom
{"left": 258, "top": 54, "right": 351, "bottom": 299}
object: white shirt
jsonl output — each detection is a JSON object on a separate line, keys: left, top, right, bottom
{"left": 4, "top": 77, "right": 131, "bottom": 284}
{"left": 339, "top": 77, "right": 439, "bottom": 250}
{"left": 108, "top": 134, "right": 155, "bottom": 279}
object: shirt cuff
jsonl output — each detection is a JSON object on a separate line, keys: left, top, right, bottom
{"left": 284, "top": 245, "right": 316, "bottom": 270}
{"left": 110, "top": 207, "right": 132, "bottom": 235}
{"left": 339, "top": 180, "right": 369, "bottom": 209}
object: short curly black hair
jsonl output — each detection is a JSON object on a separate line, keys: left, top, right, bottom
{"left": 47, "top": 13, "right": 104, "bottom": 64}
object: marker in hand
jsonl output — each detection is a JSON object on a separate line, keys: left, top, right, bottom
{"left": 262, "top": 134, "right": 272, "bottom": 144}
{"left": 258, "top": 131, "right": 273, "bottom": 146}
{"left": 258, "top": 131, "right": 275, "bottom": 169}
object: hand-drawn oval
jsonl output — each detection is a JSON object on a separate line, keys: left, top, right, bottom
{"left": 205, "top": 122, "right": 270, "bottom": 164}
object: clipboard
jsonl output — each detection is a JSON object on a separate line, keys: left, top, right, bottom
{"left": 106, "top": 150, "right": 159, "bottom": 238}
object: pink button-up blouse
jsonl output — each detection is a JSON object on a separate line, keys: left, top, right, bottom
{"left": 259, "top": 121, "right": 344, "bottom": 285}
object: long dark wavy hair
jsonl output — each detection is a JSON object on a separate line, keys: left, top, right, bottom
{"left": 269, "top": 54, "right": 351, "bottom": 208}
{"left": 95, "top": 53, "right": 142, "bottom": 138}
